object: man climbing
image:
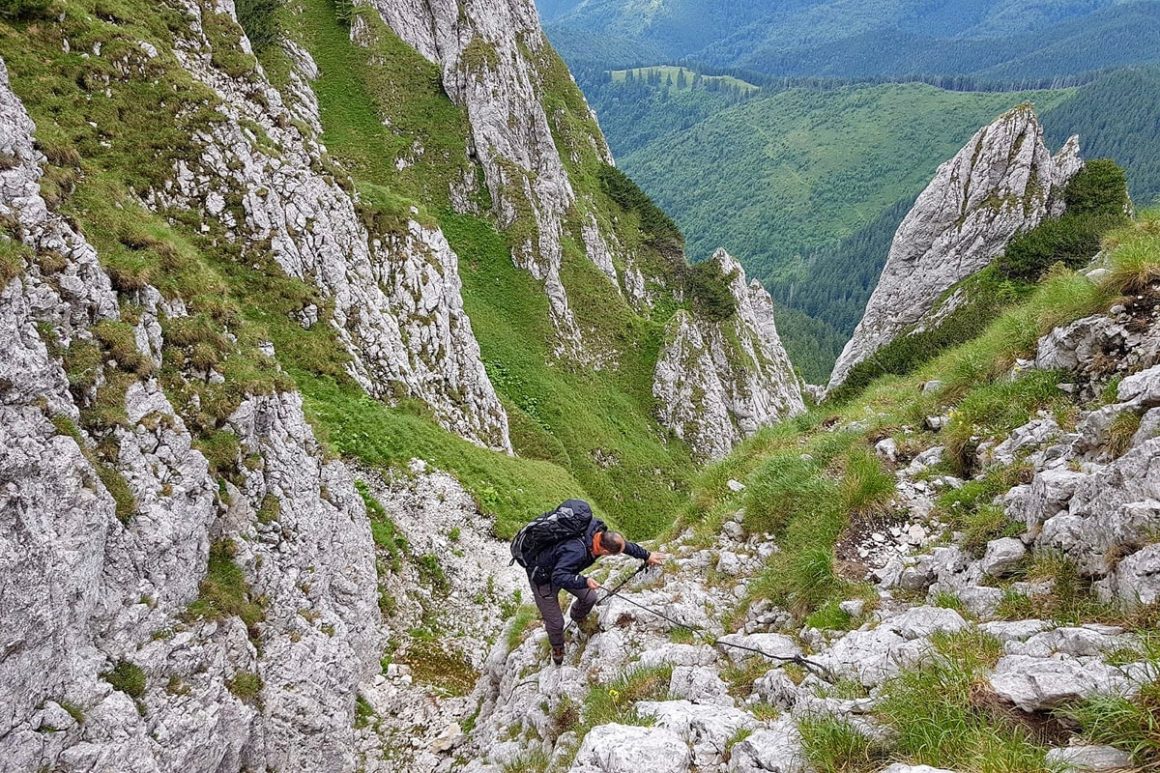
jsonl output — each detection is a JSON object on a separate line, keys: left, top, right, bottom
{"left": 510, "top": 499, "right": 666, "bottom": 665}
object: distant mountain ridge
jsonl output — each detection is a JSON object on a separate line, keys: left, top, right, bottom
{"left": 544, "top": 0, "right": 1160, "bottom": 79}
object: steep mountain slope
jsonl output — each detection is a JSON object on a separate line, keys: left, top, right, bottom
{"left": 828, "top": 106, "right": 1082, "bottom": 391}
{"left": 0, "top": 0, "right": 807, "bottom": 767}
{"left": 454, "top": 207, "right": 1160, "bottom": 773}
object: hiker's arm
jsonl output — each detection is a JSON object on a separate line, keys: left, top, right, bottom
{"left": 623, "top": 541, "right": 650, "bottom": 562}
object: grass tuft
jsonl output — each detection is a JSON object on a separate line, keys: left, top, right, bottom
{"left": 101, "top": 660, "right": 146, "bottom": 699}
{"left": 798, "top": 716, "right": 884, "bottom": 773}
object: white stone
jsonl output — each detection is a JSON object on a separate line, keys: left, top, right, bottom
{"left": 569, "top": 723, "right": 691, "bottom": 773}
{"left": 989, "top": 655, "right": 1136, "bottom": 712}
{"left": 1045, "top": 744, "right": 1133, "bottom": 771}
{"left": 981, "top": 538, "right": 1027, "bottom": 577}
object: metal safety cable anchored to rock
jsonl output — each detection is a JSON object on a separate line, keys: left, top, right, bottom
{"left": 572, "top": 562, "right": 835, "bottom": 681}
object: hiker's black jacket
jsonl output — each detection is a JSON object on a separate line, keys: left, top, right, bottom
{"left": 529, "top": 499, "right": 650, "bottom": 591}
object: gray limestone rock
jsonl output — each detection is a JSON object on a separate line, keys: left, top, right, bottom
{"left": 1036, "top": 315, "right": 1127, "bottom": 372}
{"left": 653, "top": 249, "right": 804, "bottom": 460}
{"left": 368, "top": 0, "right": 613, "bottom": 356}
{"left": 726, "top": 720, "right": 809, "bottom": 773}
{"left": 1045, "top": 744, "right": 1133, "bottom": 771}
{"left": 980, "top": 538, "right": 1027, "bottom": 578}
{"left": 815, "top": 607, "right": 967, "bottom": 687}
{"left": 1037, "top": 438, "right": 1160, "bottom": 577}
{"left": 1100, "top": 544, "right": 1160, "bottom": 606}
{"left": 716, "top": 632, "right": 801, "bottom": 664}
{"left": 989, "top": 655, "right": 1137, "bottom": 712}
{"left": 637, "top": 700, "right": 756, "bottom": 768}
{"left": 1004, "top": 469, "right": 1087, "bottom": 531}
{"left": 669, "top": 666, "right": 734, "bottom": 706}
{"left": 829, "top": 107, "right": 1081, "bottom": 390}
{"left": 1119, "top": 364, "right": 1160, "bottom": 407}
{"left": 569, "top": 723, "right": 691, "bottom": 773}
{"left": 637, "top": 644, "right": 719, "bottom": 669}
{"left": 145, "top": 10, "right": 512, "bottom": 451}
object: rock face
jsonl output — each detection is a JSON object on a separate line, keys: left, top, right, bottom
{"left": 0, "top": 57, "right": 382, "bottom": 769}
{"left": 653, "top": 249, "right": 805, "bottom": 460}
{"left": 828, "top": 107, "right": 1082, "bottom": 391}
{"left": 369, "top": 0, "right": 613, "bottom": 355}
{"left": 139, "top": 0, "right": 511, "bottom": 452}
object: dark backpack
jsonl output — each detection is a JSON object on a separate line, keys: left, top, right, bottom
{"left": 510, "top": 501, "right": 594, "bottom": 569}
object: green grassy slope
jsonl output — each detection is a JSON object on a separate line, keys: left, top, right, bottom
{"left": 273, "top": 0, "right": 698, "bottom": 537}
{"left": 674, "top": 207, "right": 1160, "bottom": 772}
{"left": 683, "top": 208, "right": 1159, "bottom": 625}
{"left": 0, "top": 0, "right": 699, "bottom": 539}
{"left": 618, "top": 83, "right": 1072, "bottom": 272}
{"left": 603, "top": 82, "right": 1070, "bottom": 380}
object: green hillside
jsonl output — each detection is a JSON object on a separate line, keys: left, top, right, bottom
{"left": 1043, "top": 67, "right": 1160, "bottom": 206}
{"left": 617, "top": 83, "right": 1072, "bottom": 271}
{"left": 601, "top": 81, "right": 1071, "bottom": 379}
{"left": 543, "top": 0, "right": 1158, "bottom": 82}
{"left": 0, "top": 0, "right": 702, "bottom": 539}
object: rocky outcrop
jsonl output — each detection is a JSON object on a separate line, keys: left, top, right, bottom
{"left": 828, "top": 106, "right": 1083, "bottom": 391}
{"left": 367, "top": 0, "right": 614, "bottom": 355}
{"left": 1, "top": 56, "right": 382, "bottom": 771}
{"left": 653, "top": 249, "right": 804, "bottom": 460}
{"left": 147, "top": 0, "right": 511, "bottom": 452}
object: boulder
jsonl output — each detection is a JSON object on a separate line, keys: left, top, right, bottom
{"left": 1008, "top": 626, "right": 1136, "bottom": 658}
{"left": 716, "top": 633, "right": 800, "bottom": 664}
{"left": 989, "top": 655, "right": 1136, "bottom": 712}
{"left": 727, "top": 719, "right": 809, "bottom": 773}
{"left": 876, "top": 438, "right": 899, "bottom": 463}
{"left": 979, "top": 620, "right": 1051, "bottom": 644}
{"left": 569, "top": 724, "right": 691, "bottom": 773}
{"left": 814, "top": 607, "right": 967, "bottom": 687}
{"left": 953, "top": 586, "right": 1004, "bottom": 619}
{"left": 1101, "top": 544, "right": 1160, "bottom": 606}
{"left": 1035, "top": 315, "right": 1126, "bottom": 372}
{"left": 1045, "top": 744, "right": 1133, "bottom": 771}
{"left": 637, "top": 644, "right": 719, "bottom": 670}
{"left": 1004, "top": 469, "right": 1086, "bottom": 531}
{"left": 637, "top": 701, "right": 755, "bottom": 767}
{"left": 752, "top": 669, "right": 804, "bottom": 709}
{"left": 1133, "top": 408, "right": 1160, "bottom": 448}
{"left": 669, "top": 666, "right": 733, "bottom": 706}
{"left": 980, "top": 538, "right": 1027, "bottom": 578}
{"left": 839, "top": 599, "right": 866, "bottom": 618}
{"left": 906, "top": 447, "right": 945, "bottom": 475}
{"left": 1118, "top": 364, "right": 1160, "bottom": 406}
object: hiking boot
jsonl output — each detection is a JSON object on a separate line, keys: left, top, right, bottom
{"left": 551, "top": 646, "right": 564, "bottom": 666}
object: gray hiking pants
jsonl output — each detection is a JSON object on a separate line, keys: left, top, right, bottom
{"left": 531, "top": 581, "right": 598, "bottom": 650}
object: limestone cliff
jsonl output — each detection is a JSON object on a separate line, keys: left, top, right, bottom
{"left": 149, "top": 0, "right": 511, "bottom": 452}
{"left": 368, "top": 0, "right": 615, "bottom": 355}
{"left": 827, "top": 106, "right": 1082, "bottom": 391}
{"left": 653, "top": 249, "right": 805, "bottom": 461}
{"left": 1, "top": 59, "right": 380, "bottom": 769}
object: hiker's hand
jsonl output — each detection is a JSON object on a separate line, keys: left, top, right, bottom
{"left": 586, "top": 577, "right": 602, "bottom": 591}
{"left": 647, "top": 552, "right": 668, "bottom": 567}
